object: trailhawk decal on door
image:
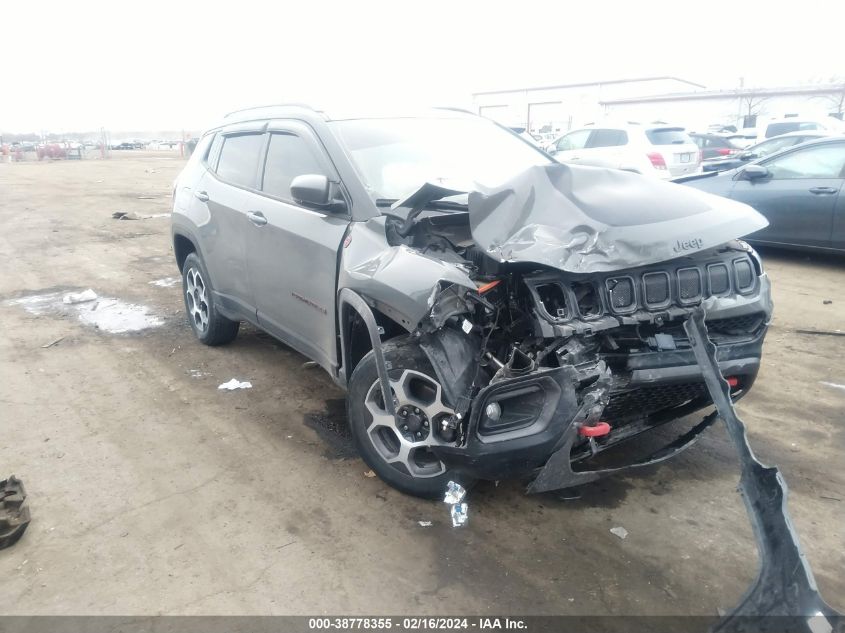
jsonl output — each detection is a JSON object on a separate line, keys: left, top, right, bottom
{"left": 291, "top": 291, "right": 328, "bottom": 315}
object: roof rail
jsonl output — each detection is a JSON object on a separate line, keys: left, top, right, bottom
{"left": 223, "top": 103, "right": 317, "bottom": 118}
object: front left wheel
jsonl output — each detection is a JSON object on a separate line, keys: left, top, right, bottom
{"left": 347, "top": 336, "right": 475, "bottom": 499}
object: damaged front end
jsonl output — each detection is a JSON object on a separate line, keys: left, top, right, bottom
{"left": 339, "top": 161, "right": 839, "bottom": 625}
{"left": 340, "top": 163, "right": 773, "bottom": 488}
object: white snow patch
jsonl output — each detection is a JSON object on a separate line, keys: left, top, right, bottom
{"left": 7, "top": 291, "right": 163, "bottom": 333}
{"left": 149, "top": 277, "right": 180, "bottom": 288}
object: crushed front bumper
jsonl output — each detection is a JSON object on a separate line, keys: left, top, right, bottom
{"left": 431, "top": 326, "right": 766, "bottom": 486}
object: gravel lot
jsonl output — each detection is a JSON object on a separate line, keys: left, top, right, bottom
{"left": 1, "top": 152, "right": 842, "bottom": 615}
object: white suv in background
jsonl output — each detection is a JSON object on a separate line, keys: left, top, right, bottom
{"left": 546, "top": 122, "right": 701, "bottom": 178}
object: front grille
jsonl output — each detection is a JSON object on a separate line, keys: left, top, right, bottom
{"left": 525, "top": 252, "right": 759, "bottom": 322}
{"left": 678, "top": 267, "right": 703, "bottom": 303}
{"left": 708, "top": 263, "right": 731, "bottom": 295}
{"left": 643, "top": 271, "right": 670, "bottom": 307}
{"left": 707, "top": 312, "right": 766, "bottom": 335}
{"left": 603, "top": 382, "right": 708, "bottom": 421}
{"left": 734, "top": 259, "right": 755, "bottom": 291}
{"left": 606, "top": 277, "right": 635, "bottom": 311}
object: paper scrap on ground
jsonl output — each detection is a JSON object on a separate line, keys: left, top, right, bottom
{"left": 610, "top": 526, "right": 628, "bottom": 540}
{"left": 63, "top": 289, "right": 98, "bottom": 304}
{"left": 820, "top": 381, "right": 845, "bottom": 392}
{"left": 218, "top": 379, "right": 252, "bottom": 390}
{"left": 418, "top": 521, "right": 432, "bottom": 527}
{"left": 149, "top": 277, "right": 180, "bottom": 288}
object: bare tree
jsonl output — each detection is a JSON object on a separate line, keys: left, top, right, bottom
{"left": 739, "top": 94, "right": 769, "bottom": 118}
{"left": 820, "top": 76, "right": 845, "bottom": 118}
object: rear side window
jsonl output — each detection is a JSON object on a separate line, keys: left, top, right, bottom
{"left": 765, "top": 122, "right": 820, "bottom": 138}
{"left": 646, "top": 128, "right": 692, "bottom": 145}
{"left": 261, "top": 133, "right": 327, "bottom": 201}
{"left": 215, "top": 133, "right": 265, "bottom": 188}
{"left": 586, "top": 129, "right": 628, "bottom": 148}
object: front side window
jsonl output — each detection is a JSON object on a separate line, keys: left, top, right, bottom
{"left": 752, "top": 136, "right": 803, "bottom": 159}
{"left": 262, "top": 133, "right": 326, "bottom": 201}
{"left": 329, "top": 116, "right": 551, "bottom": 201}
{"left": 556, "top": 129, "right": 591, "bottom": 152}
{"left": 215, "top": 133, "right": 265, "bottom": 188}
{"left": 764, "top": 143, "right": 845, "bottom": 179}
{"left": 586, "top": 129, "right": 628, "bottom": 148}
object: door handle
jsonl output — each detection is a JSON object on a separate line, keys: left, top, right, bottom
{"left": 194, "top": 190, "right": 209, "bottom": 202}
{"left": 247, "top": 211, "right": 267, "bottom": 226}
{"left": 809, "top": 186, "right": 837, "bottom": 195}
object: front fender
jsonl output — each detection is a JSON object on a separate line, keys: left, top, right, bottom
{"left": 338, "top": 218, "right": 476, "bottom": 330}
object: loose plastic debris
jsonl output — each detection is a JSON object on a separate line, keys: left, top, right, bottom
{"left": 63, "top": 289, "right": 98, "bottom": 304}
{"left": 443, "top": 481, "right": 469, "bottom": 528}
{"left": 218, "top": 379, "right": 252, "bottom": 390}
{"left": 450, "top": 503, "right": 469, "bottom": 527}
{"left": 443, "top": 480, "right": 466, "bottom": 505}
{"left": 610, "top": 526, "right": 628, "bottom": 540}
{"left": 418, "top": 521, "right": 432, "bottom": 527}
{"left": 363, "top": 470, "right": 376, "bottom": 478}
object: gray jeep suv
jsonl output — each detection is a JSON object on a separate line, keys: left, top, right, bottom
{"left": 171, "top": 105, "right": 772, "bottom": 498}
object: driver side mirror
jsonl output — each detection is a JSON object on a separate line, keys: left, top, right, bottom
{"left": 290, "top": 174, "right": 346, "bottom": 212}
{"left": 740, "top": 164, "right": 769, "bottom": 181}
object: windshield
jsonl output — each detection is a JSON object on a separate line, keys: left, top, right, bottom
{"left": 329, "top": 116, "right": 552, "bottom": 202}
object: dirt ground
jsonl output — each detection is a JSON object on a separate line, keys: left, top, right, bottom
{"left": 0, "top": 152, "right": 842, "bottom": 616}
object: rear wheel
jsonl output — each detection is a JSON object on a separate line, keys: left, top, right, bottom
{"left": 347, "top": 337, "right": 475, "bottom": 498}
{"left": 181, "top": 252, "right": 239, "bottom": 346}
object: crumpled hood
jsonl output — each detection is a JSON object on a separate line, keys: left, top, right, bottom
{"left": 467, "top": 163, "right": 768, "bottom": 273}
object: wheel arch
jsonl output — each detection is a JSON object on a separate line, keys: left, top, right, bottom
{"left": 173, "top": 230, "right": 200, "bottom": 272}
{"left": 338, "top": 294, "right": 409, "bottom": 385}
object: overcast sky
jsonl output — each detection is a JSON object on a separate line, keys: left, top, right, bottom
{"left": 3, "top": 0, "right": 843, "bottom": 133}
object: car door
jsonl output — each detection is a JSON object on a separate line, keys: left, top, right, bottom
{"left": 547, "top": 129, "right": 591, "bottom": 163}
{"left": 244, "top": 121, "right": 351, "bottom": 370}
{"left": 730, "top": 141, "right": 845, "bottom": 248}
{"left": 199, "top": 125, "right": 267, "bottom": 317}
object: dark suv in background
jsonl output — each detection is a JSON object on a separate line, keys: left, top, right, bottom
{"left": 171, "top": 105, "right": 772, "bottom": 498}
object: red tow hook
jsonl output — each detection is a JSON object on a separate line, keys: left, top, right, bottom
{"left": 578, "top": 421, "right": 611, "bottom": 437}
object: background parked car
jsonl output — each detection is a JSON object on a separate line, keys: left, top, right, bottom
{"left": 702, "top": 131, "right": 832, "bottom": 172}
{"left": 680, "top": 136, "right": 845, "bottom": 252}
{"left": 546, "top": 122, "right": 701, "bottom": 178}
{"left": 690, "top": 132, "right": 743, "bottom": 164}
{"left": 753, "top": 116, "right": 845, "bottom": 143}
